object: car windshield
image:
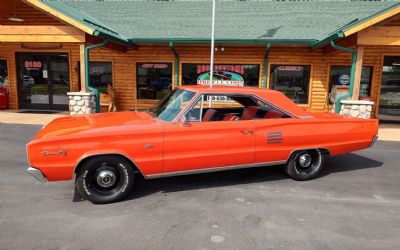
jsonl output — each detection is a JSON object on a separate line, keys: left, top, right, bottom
{"left": 151, "top": 89, "right": 196, "bottom": 121}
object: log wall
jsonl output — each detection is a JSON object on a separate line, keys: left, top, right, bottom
{"left": 1, "top": 42, "right": 400, "bottom": 118}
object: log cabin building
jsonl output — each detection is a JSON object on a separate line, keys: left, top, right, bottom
{"left": 1, "top": 0, "right": 400, "bottom": 120}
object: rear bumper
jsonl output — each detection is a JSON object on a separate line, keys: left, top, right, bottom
{"left": 369, "top": 136, "right": 379, "bottom": 147}
{"left": 27, "top": 166, "right": 47, "bottom": 183}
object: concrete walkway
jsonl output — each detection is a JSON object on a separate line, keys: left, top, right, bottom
{"left": 1, "top": 110, "right": 399, "bottom": 141}
{"left": 0, "top": 110, "right": 67, "bottom": 125}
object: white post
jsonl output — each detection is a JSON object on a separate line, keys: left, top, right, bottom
{"left": 209, "top": 0, "right": 216, "bottom": 88}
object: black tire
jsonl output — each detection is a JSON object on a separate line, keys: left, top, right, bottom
{"left": 76, "top": 155, "right": 134, "bottom": 204}
{"left": 284, "top": 149, "right": 325, "bottom": 181}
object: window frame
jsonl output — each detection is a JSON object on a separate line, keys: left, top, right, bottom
{"left": 136, "top": 62, "right": 174, "bottom": 100}
{"left": 267, "top": 62, "right": 313, "bottom": 106}
{"left": 327, "top": 64, "right": 374, "bottom": 99}
{"left": 77, "top": 60, "right": 114, "bottom": 93}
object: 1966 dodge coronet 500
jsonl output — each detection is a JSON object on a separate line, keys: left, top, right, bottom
{"left": 26, "top": 86, "right": 378, "bottom": 203}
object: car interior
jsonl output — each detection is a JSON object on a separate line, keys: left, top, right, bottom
{"left": 184, "top": 94, "right": 292, "bottom": 122}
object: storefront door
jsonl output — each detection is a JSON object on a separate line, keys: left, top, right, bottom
{"left": 380, "top": 56, "right": 400, "bottom": 122}
{"left": 16, "top": 53, "right": 69, "bottom": 110}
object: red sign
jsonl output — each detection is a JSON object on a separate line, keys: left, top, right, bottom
{"left": 197, "top": 65, "right": 245, "bottom": 75}
{"left": 141, "top": 64, "right": 168, "bottom": 69}
{"left": 24, "top": 61, "right": 42, "bottom": 69}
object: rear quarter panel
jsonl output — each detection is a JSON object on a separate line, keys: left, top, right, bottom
{"left": 254, "top": 116, "right": 378, "bottom": 163}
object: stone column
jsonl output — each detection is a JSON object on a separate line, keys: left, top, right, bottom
{"left": 67, "top": 92, "right": 96, "bottom": 115}
{"left": 339, "top": 100, "right": 374, "bottom": 119}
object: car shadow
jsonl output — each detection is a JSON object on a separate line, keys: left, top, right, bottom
{"left": 120, "top": 153, "right": 383, "bottom": 202}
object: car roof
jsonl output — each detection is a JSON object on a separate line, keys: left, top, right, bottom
{"left": 178, "top": 85, "right": 311, "bottom": 117}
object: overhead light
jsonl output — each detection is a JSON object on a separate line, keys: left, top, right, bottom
{"left": 8, "top": 15, "right": 24, "bottom": 22}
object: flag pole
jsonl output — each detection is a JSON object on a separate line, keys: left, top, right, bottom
{"left": 209, "top": 0, "right": 216, "bottom": 88}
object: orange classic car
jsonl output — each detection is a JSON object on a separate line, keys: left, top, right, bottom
{"left": 26, "top": 86, "right": 378, "bottom": 203}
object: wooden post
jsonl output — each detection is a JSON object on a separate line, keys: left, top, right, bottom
{"left": 79, "top": 43, "right": 87, "bottom": 92}
{"left": 352, "top": 45, "right": 364, "bottom": 100}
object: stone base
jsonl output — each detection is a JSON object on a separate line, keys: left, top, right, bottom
{"left": 67, "top": 92, "right": 96, "bottom": 115}
{"left": 339, "top": 100, "right": 374, "bottom": 119}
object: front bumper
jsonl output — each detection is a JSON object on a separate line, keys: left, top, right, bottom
{"left": 369, "top": 135, "right": 379, "bottom": 147}
{"left": 27, "top": 166, "right": 47, "bottom": 183}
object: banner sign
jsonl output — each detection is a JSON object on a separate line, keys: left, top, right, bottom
{"left": 195, "top": 64, "right": 246, "bottom": 86}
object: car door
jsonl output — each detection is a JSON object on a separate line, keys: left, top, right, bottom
{"left": 163, "top": 120, "right": 255, "bottom": 173}
{"left": 163, "top": 94, "right": 255, "bottom": 173}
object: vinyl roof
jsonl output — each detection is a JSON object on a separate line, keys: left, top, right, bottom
{"left": 39, "top": 0, "right": 400, "bottom": 46}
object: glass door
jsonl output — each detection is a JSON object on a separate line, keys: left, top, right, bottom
{"left": 16, "top": 53, "right": 69, "bottom": 110}
{"left": 380, "top": 56, "right": 400, "bottom": 122}
{"left": 49, "top": 54, "right": 69, "bottom": 110}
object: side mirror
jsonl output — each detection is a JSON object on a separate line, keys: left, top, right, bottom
{"left": 179, "top": 117, "right": 191, "bottom": 127}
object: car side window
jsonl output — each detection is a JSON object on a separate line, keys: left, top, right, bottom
{"left": 184, "top": 94, "right": 244, "bottom": 122}
{"left": 254, "top": 99, "right": 292, "bottom": 119}
{"left": 183, "top": 94, "right": 292, "bottom": 122}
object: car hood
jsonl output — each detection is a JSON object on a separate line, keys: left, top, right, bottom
{"left": 33, "top": 111, "right": 156, "bottom": 140}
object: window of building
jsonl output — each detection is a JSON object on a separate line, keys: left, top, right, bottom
{"left": 182, "top": 64, "right": 260, "bottom": 87}
{"left": 88, "top": 62, "right": 112, "bottom": 94}
{"left": 0, "top": 59, "right": 8, "bottom": 88}
{"left": 269, "top": 65, "right": 311, "bottom": 104}
{"left": 329, "top": 66, "right": 372, "bottom": 98}
{"left": 137, "top": 63, "right": 172, "bottom": 100}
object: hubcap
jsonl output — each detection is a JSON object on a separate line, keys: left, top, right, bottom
{"left": 298, "top": 153, "right": 312, "bottom": 168}
{"left": 96, "top": 169, "right": 116, "bottom": 188}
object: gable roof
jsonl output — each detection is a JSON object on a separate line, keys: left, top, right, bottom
{"left": 32, "top": 0, "right": 400, "bottom": 47}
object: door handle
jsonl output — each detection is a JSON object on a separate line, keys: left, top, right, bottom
{"left": 240, "top": 129, "right": 254, "bottom": 135}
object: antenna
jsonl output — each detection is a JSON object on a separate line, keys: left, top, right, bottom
{"left": 209, "top": 0, "right": 216, "bottom": 88}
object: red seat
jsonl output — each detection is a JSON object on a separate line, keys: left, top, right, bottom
{"left": 223, "top": 114, "right": 239, "bottom": 121}
{"left": 241, "top": 106, "right": 260, "bottom": 120}
{"left": 264, "top": 109, "right": 284, "bottom": 119}
{"left": 202, "top": 109, "right": 218, "bottom": 121}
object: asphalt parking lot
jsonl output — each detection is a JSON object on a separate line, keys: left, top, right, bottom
{"left": 1, "top": 124, "right": 400, "bottom": 250}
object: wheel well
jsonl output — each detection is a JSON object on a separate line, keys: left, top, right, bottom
{"left": 74, "top": 154, "right": 144, "bottom": 179}
{"left": 289, "top": 148, "right": 330, "bottom": 160}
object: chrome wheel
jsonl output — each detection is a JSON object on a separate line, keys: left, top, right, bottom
{"left": 298, "top": 153, "right": 312, "bottom": 168}
{"left": 294, "top": 150, "right": 322, "bottom": 175}
{"left": 96, "top": 169, "right": 116, "bottom": 188}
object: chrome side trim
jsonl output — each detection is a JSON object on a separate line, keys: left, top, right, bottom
{"left": 27, "top": 166, "right": 47, "bottom": 183}
{"left": 145, "top": 160, "right": 287, "bottom": 179}
{"left": 369, "top": 136, "right": 379, "bottom": 147}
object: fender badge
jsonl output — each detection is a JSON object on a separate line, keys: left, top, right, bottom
{"left": 41, "top": 150, "right": 67, "bottom": 156}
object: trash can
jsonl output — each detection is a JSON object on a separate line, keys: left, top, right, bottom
{"left": 0, "top": 87, "right": 9, "bottom": 110}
